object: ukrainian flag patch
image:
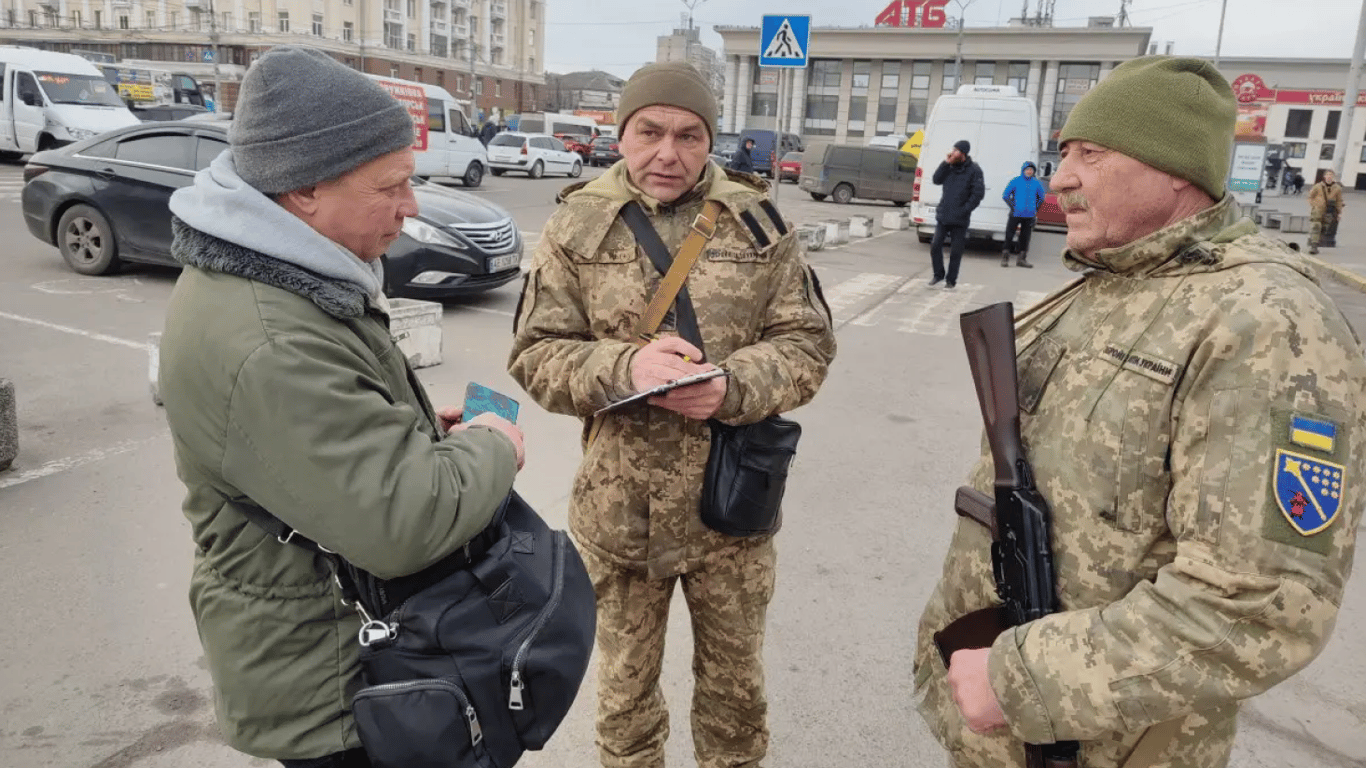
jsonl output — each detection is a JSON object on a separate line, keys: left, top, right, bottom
{"left": 1290, "top": 415, "right": 1337, "bottom": 453}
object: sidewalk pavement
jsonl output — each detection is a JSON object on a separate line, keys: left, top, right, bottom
{"left": 1253, "top": 187, "right": 1366, "bottom": 347}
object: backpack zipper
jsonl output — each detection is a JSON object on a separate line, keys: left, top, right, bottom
{"left": 355, "top": 678, "right": 484, "bottom": 745}
{"left": 508, "top": 533, "right": 567, "bottom": 711}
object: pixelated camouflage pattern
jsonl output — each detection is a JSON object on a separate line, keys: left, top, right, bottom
{"left": 1308, "top": 210, "right": 1338, "bottom": 248}
{"left": 1308, "top": 180, "right": 1344, "bottom": 216}
{"left": 507, "top": 161, "right": 835, "bottom": 580}
{"left": 580, "top": 537, "right": 777, "bottom": 768}
{"left": 915, "top": 194, "right": 1366, "bottom": 767}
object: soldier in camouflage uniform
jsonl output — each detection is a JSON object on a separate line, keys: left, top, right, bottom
{"left": 507, "top": 61, "right": 836, "bottom": 768}
{"left": 915, "top": 57, "right": 1366, "bottom": 768}
{"left": 1307, "top": 170, "right": 1345, "bottom": 254}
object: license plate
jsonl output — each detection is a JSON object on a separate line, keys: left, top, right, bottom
{"left": 924, "top": 206, "right": 936, "bottom": 217}
{"left": 488, "top": 253, "right": 520, "bottom": 272}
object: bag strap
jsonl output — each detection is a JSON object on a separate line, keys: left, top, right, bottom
{"left": 585, "top": 199, "right": 721, "bottom": 446}
{"left": 1119, "top": 719, "right": 1183, "bottom": 768}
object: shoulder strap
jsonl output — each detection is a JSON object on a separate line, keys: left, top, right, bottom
{"left": 585, "top": 199, "right": 722, "bottom": 446}
{"left": 619, "top": 199, "right": 720, "bottom": 353}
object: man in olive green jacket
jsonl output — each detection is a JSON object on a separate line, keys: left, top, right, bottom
{"left": 158, "top": 46, "right": 524, "bottom": 767}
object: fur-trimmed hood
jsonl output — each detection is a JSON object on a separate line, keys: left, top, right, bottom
{"left": 168, "top": 149, "right": 384, "bottom": 315}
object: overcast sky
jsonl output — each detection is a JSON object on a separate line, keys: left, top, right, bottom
{"left": 545, "top": 0, "right": 1363, "bottom": 78}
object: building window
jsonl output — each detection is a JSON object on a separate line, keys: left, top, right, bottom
{"left": 407, "top": 0, "right": 416, "bottom": 17}
{"left": 414, "top": 67, "right": 423, "bottom": 81}
{"left": 804, "top": 95, "right": 838, "bottom": 135}
{"left": 312, "top": 13, "right": 323, "bottom": 35}
{"left": 848, "top": 96, "right": 868, "bottom": 136}
{"left": 809, "top": 58, "right": 842, "bottom": 89}
{"left": 943, "top": 61, "right": 959, "bottom": 92}
{"left": 343, "top": 21, "right": 354, "bottom": 40}
{"left": 390, "top": 64, "right": 399, "bottom": 76}
{"left": 495, "top": 80, "right": 502, "bottom": 97}
{"left": 750, "top": 93, "right": 778, "bottom": 117}
{"left": 222, "top": 11, "right": 231, "bottom": 30}
{"left": 248, "top": 11, "right": 261, "bottom": 32}
{"left": 94, "top": 9, "right": 102, "bottom": 28}
{"left": 880, "top": 61, "right": 900, "bottom": 90}
{"left": 1324, "top": 110, "right": 1341, "bottom": 140}
{"left": 1049, "top": 63, "right": 1100, "bottom": 149}
{"left": 119, "top": 14, "right": 129, "bottom": 29}
{"left": 1359, "top": 144, "right": 1366, "bottom": 163}
{"left": 407, "top": 33, "right": 416, "bottom": 51}
{"left": 1285, "top": 142, "right": 1306, "bottom": 159}
{"left": 906, "top": 61, "right": 931, "bottom": 129}
{"left": 471, "top": 15, "right": 478, "bottom": 34}
{"left": 852, "top": 60, "right": 871, "bottom": 91}
{"left": 436, "top": 70, "right": 443, "bottom": 87}
{"left": 26, "top": 10, "right": 35, "bottom": 27}
{"left": 72, "top": 10, "right": 82, "bottom": 26}
{"left": 529, "top": 56, "right": 535, "bottom": 72}
{"left": 1320, "top": 143, "right": 1336, "bottom": 161}
{"left": 530, "top": 1, "right": 537, "bottom": 19}
{"left": 169, "top": 10, "right": 177, "bottom": 29}
{"left": 1284, "top": 109, "right": 1312, "bottom": 138}
{"left": 974, "top": 62, "right": 995, "bottom": 84}
{"left": 431, "top": 35, "right": 447, "bottom": 56}
{"left": 476, "top": 79, "right": 483, "bottom": 95}
{"left": 190, "top": 9, "right": 203, "bottom": 29}
{"left": 385, "top": 22, "right": 402, "bottom": 48}
{"left": 277, "top": 11, "right": 289, "bottom": 32}
{"left": 344, "top": 0, "right": 353, "bottom": 6}
{"left": 1007, "top": 61, "right": 1028, "bottom": 94}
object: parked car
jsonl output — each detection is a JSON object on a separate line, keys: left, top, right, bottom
{"left": 777, "top": 151, "right": 803, "bottom": 182}
{"left": 713, "top": 132, "right": 740, "bottom": 163}
{"left": 20, "top": 122, "right": 522, "bottom": 297}
{"left": 799, "top": 144, "right": 917, "bottom": 206}
{"left": 132, "top": 103, "right": 210, "bottom": 122}
{"left": 486, "top": 132, "right": 584, "bottom": 179}
{"left": 1035, "top": 174, "right": 1068, "bottom": 231}
{"left": 554, "top": 133, "right": 593, "bottom": 160}
{"left": 590, "top": 135, "right": 621, "bottom": 167}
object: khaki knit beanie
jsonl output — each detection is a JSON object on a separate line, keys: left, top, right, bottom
{"left": 1059, "top": 56, "right": 1236, "bottom": 200}
{"left": 617, "top": 62, "right": 717, "bottom": 144}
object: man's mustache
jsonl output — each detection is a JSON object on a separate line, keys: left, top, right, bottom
{"left": 1059, "top": 193, "right": 1089, "bottom": 212}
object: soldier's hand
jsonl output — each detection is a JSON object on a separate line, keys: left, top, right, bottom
{"left": 631, "top": 336, "right": 707, "bottom": 391}
{"left": 451, "top": 412, "right": 526, "bottom": 470}
{"left": 947, "top": 648, "right": 1008, "bottom": 734}
{"left": 651, "top": 365, "right": 727, "bottom": 421}
{"left": 436, "top": 405, "right": 463, "bottom": 432}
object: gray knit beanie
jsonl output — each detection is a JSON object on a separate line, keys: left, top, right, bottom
{"left": 617, "top": 62, "right": 717, "bottom": 143}
{"left": 230, "top": 46, "right": 416, "bottom": 193}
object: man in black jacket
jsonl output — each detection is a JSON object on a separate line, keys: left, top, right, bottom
{"left": 928, "top": 139, "right": 986, "bottom": 288}
{"left": 728, "top": 137, "right": 756, "bottom": 173}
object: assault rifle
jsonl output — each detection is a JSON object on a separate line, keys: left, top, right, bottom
{"left": 933, "top": 302, "right": 1079, "bottom": 768}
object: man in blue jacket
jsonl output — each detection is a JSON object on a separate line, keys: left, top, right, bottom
{"left": 928, "top": 139, "right": 986, "bottom": 289}
{"left": 1001, "top": 160, "right": 1046, "bottom": 268}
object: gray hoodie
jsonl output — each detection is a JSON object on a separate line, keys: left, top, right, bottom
{"left": 169, "top": 150, "right": 384, "bottom": 299}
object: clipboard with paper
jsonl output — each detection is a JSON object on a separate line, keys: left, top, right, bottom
{"left": 593, "top": 368, "right": 730, "bottom": 417}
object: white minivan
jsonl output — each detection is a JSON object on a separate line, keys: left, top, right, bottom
{"left": 0, "top": 46, "right": 140, "bottom": 158}
{"left": 369, "top": 75, "right": 488, "bottom": 187}
{"left": 911, "top": 85, "right": 1046, "bottom": 243}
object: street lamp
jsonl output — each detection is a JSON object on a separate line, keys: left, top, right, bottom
{"left": 951, "top": 0, "right": 977, "bottom": 91}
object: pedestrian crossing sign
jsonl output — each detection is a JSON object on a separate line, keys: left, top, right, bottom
{"left": 759, "top": 15, "right": 810, "bottom": 68}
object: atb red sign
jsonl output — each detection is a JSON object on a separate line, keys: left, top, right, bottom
{"left": 376, "top": 79, "right": 429, "bottom": 151}
{"left": 874, "top": 0, "right": 949, "bottom": 28}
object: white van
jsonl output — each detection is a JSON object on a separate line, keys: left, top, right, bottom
{"left": 513, "top": 112, "right": 601, "bottom": 139}
{"left": 911, "top": 85, "right": 1045, "bottom": 243}
{"left": 0, "top": 46, "right": 140, "bottom": 157}
{"left": 369, "top": 75, "right": 488, "bottom": 187}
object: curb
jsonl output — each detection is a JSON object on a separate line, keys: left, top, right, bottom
{"left": 1306, "top": 255, "right": 1366, "bottom": 293}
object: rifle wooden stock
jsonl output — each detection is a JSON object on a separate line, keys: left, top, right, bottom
{"left": 954, "top": 486, "right": 997, "bottom": 537}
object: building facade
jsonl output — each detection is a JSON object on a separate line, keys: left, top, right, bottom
{"left": 0, "top": 0, "right": 545, "bottom": 117}
{"left": 542, "top": 69, "right": 622, "bottom": 116}
{"left": 716, "top": 22, "right": 1152, "bottom": 152}
{"left": 656, "top": 23, "right": 722, "bottom": 104}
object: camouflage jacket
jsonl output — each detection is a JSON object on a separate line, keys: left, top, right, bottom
{"left": 508, "top": 162, "right": 836, "bottom": 579}
{"left": 1308, "top": 181, "right": 1344, "bottom": 215}
{"left": 915, "top": 195, "right": 1366, "bottom": 767}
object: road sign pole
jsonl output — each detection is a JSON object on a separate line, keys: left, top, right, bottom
{"left": 772, "top": 68, "right": 784, "bottom": 203}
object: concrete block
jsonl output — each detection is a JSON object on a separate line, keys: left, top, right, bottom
{"left": 389, "top": 298, "right": 444, "bottom": 369}
{"left": 148, "top": 332, "right": 163, "bottom": 406}
{"left": 849, "top": 216, "right": 875, "bottom": 238}
{"left": 882, "top": 210, "right": 909, "bottom": 230}
{"left": 1263, "top": 211, "right": 1284, "bottom": 230}
{"left": 0, "top": 378, "right": 16, "bottom": 471}
{"left": 1282, "top": 214, "right": 1309, "bottom": 234}
{"left": 797, "top": 224, "right": 825, "bottom": 252}
{"left": 823, "top": 219, "right": 850, "bottom": 245}
{"left": 1237, "top": 203, "right": 1259, "bottom": 221}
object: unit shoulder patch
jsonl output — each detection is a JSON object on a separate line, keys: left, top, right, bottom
{"left": 1263, "top": 407, "right": 1351, "bottom": 554}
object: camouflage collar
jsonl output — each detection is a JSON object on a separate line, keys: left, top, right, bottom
{"left": 1063, "top": 194, "right": 1240, "bottom": 277}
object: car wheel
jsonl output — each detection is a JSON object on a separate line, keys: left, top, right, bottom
{"left": 892, "top": 200, "right": 907, "bottom": 207}
{"left": 528, "top": 160, "right": 544, "bottom": 179}
{"left": 37, "top": 134, "right": 59, "bottom": 152}
{"left": 57, "top": 204, "right": 121, "bottom": 276}
{"left": 0, "top": 150, "right": 22, "bottom": 162}
{"left": 491, "top": 168, "right": 505, "bottom": 177}
{"left": 832, "top": 184, "right": 854, "bottom": 205}
{"left": 918, "top": 232, "right": 933, "bottom": 244}
{"left": 810, "top": 193, "right": 827, "bottom": 202}
{"left": 569, "top": 161, "right": 582, "bottom": 178}
{"left": 463, "top": 162, "right": 484, "bottom": 188}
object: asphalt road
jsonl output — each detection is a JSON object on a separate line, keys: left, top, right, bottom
{"left": 0, "top": 160, "right": 1363, "bottom": 768}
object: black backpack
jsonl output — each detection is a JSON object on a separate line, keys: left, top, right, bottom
{"left": 231, "top": 490, "right": 596, "bottom": 768}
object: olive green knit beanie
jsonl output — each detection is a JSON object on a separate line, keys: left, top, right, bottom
{"left": 1059, "top": 56, "right": 1236, "bottom": 200}
{"left": 617, "top": 62, "right": 717, "bottom": 145}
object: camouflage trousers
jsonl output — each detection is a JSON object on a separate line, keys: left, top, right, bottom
{"left": 1309, "top": 209, "right": 1339, "bottom": 246}
{"left": 580, "top": 537, "right": 777, "bottom": 768}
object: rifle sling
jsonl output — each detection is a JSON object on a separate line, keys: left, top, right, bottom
{"left": 585, "top": 199, "right": 722, "bottom": 446}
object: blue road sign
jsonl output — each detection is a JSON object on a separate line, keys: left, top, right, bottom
{"left": 759, "top": 15, "right": 809, "bottom": 69}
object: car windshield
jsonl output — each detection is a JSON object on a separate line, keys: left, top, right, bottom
{"left": 593, "top": 137, "right": 614, "bottom": 147}
{"left": 36, "top": 72, "right": 125, "bottom": 106}
{"left": 489, "top": 134, "right": 524, "bottom": 147}
{"left": 564, "top": 134, "right": 589, "bottom": 144}
{"left": 715, "top": 135, "right": 739, "bottom": 153}
{"left": 783, "top": 152, "right": 802, "bottom": 161}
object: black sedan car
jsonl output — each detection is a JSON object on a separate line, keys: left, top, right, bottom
{"left": 589, "top": 136, "right": 620, "bottom": 167}
{"left": 21, "top": 122, "right": 522, "bottom": 298}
